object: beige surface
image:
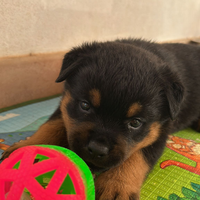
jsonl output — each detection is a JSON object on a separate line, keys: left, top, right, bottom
{"left": 0, "top": 53, "right": 64, "bottom": 109}
{"left": 0, "top": 37, "right": 199, "bottom": 109}
{"left": 0, "top": 37, "right": 198, "bottom": 109}
{"left": 1, "top": 0, "right": 200, "bottom": 58}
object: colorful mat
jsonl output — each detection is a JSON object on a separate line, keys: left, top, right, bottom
{"left": 0, "top": 97, "right": 200, "bottom": 199}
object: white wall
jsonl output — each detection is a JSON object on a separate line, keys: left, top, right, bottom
{"left": 1, "top": 0, "right": 200, "bottom": 57}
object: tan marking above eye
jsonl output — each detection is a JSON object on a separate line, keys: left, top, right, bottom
{"left": 126, "top": 103, "right": 142, "bottom": 118}
{"left": 89, "top": 89, "right": 101, "bottom": 107}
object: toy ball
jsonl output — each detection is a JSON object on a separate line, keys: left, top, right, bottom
{"left": 0, "top": 145, "right": 95, "bottom": 200}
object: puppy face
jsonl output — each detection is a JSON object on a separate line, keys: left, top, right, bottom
{"left": 57, "top": 41, "right": 184, "bottom": 172}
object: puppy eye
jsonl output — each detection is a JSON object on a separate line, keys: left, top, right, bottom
{"left": 128, "top": 119, "right": 142, "bottom": 129}
{"left": 80, "top": 101, "right": 90, "bottom": 111}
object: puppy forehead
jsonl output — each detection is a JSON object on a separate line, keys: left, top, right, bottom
{"left": 87, "top": 87, "right": 143, "bottom": 116}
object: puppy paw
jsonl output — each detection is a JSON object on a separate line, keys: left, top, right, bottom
{"left": 95, "top": 182, "right": 140, "bottom": 200}
{"left": 96, "top": 190, "right": 139, "bottom": 200}
{"left": 95, "top": 173, "right": 140, "bottom": 200}
{"left": 1, "top": 137, "right": 30, "bottom": 160}
{"left": 1, "top": 144, "right": 19, "bottom": 160}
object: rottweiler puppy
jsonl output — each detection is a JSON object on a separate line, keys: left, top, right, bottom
{"left": 2, "top": 39, "right": 200, "bottom": 200}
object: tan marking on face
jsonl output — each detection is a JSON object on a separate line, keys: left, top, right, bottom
{"left": 89, "top": 89, "right": 101, "bottom": 107}
{"left": 127, "top": 103, "right": 142, "bottom": 118}
{"left": 95, "top": 150, "right": 149, "bottom": 199}
{"left": 131, "top": 122, "right": 161, "bottom": 154}
{"left": 60, "top": 91, "right": 74, "bottom": 130}
{"left": 60, "top": 91, "right": 94, "bottom": 143}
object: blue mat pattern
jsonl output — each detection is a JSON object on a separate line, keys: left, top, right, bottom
{"left": 0, "top": 97, "right": 61, "bottom": 156}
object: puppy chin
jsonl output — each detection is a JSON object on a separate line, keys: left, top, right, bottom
{"left": 69, "top": 140, "right": 126, "bottom": 172}
{"left": 86, "top": 161, "right": 110, "bottom": 173}
{"left": 74, "top": 149, "right": 123, "bottom": 172}
{"left": 83, "top": 155, "right": 125, "bottom": 173}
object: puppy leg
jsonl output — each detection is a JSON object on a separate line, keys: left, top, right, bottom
{"left": 95, "top": 150, "right": 149, "bottom": 200}
{"left": 1, "top": 107, "right": 68, "bottom": 160}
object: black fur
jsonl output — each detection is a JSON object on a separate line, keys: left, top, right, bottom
{"left": 56, "top": 39, "right": 200, "bottom": 172}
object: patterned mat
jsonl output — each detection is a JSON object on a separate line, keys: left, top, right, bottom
{"left": 0, "top": 97, "right": 200, "bottom": 199}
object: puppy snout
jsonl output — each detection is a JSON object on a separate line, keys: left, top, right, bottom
{"left": 87, "top": 141, "right": 109, "bottom": 158}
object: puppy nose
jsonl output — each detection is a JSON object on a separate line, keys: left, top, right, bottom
{"left": 88, "top": 141, "right": 109, "bottom": 158}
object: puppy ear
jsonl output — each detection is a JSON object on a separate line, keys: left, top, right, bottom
{"left": 160, "top": 66, "right": 184, "bottom": 120}
{"left": 56, "top": 53, "right": 82, "bottom": 83}
{"left": 166, "top": 81, "right": 184, "bottom": 120}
